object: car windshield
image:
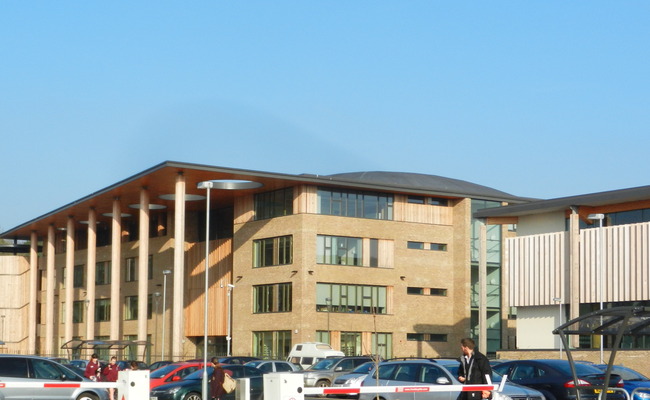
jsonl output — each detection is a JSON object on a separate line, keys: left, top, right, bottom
{"left": 185, "top": 367, "right": 214, "bottom": 380}
{"left": 150, "top": 364, "right": 181, "bottom": 378}
{"left": 596, "top": 365, "right": 649, "bottom": 381}
{"left": 308, "top": 358, "right": 340, "bottom": 371}
{"left": 351, "top": 362, "right": 375, "bottom": 374}
{"left": 553, "top": 362, "right": 603, "bottom": 376}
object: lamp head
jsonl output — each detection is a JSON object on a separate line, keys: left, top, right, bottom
{"left": 162, "top": 269, "right": 172, "bottom": 275}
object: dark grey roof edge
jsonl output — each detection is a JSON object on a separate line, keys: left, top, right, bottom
{"left": 474, "top": 184, "right": 650, "bottom": 218}
{"left": 2, "top": 161, "right": 530, "bottom": 237}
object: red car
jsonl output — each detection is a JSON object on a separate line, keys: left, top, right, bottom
{"left": 149, "top": 361, "right": 207, "bottom": 389}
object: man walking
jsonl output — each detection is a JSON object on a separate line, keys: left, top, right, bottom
{"left": 457, "top": 338, "right": 492, "bottom": 400}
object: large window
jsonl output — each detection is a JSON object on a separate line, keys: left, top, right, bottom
{"left": 252, "top": 331, "right": 292, "bottom": 359}
{"left": 125, "top": 257, "right": 137, "bottom": 282}
{"left": 317, "top": 235, "right": 362, "bottom": 266}
{"left": 73, "top": 265, "right": 85, "bottom": 288}
{"left": 255, "top": 188, "right": 293, "bottom": 220}
{"left": 254, "top": 236, "right": 293, "bottom": 268}
{"left": 316, "top": 283, "right": 387, "bottom": 314}
{"left": 95, "top": 299, "right": 111, "bottom": 322}
{"left": 341, "top": 332, "right": 361, "bottom": 356}
{"left": 254, "top": 283, "right": 292, "bottom": 313}
{"left": 95, "top": 261, "right": 111, "bottom": 285}
{"left": 124, "top": 296, "right": 138, "bottom": 320}
{"left": 73, "top": 300, "right": 85, "bottom": 323}
{"left": 372, "top": 333, "right": 393, "bottom": 359}
{"left": 318, "top": 188, "right": 393, "bottom": 220}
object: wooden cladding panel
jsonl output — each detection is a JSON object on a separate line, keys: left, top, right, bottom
{"left": 295, "top": 185, "right": 317, "bottom": 214}
{"left": 580, "top": 222, "right": 650, "bottom": 303}
{"left": 507, "top": 232, "right": 567, "bottom": 307}
{"left": 508, "top": 221, "right": 650, "bottom": 307}
{"left": 234, "top": 196, "right": 254, "bottom": 224}
{"left": 393, "top": 195, "right": 453, "bottom": 225}
{"left": 184, "top": 239, "right": 233, "bottom": 336}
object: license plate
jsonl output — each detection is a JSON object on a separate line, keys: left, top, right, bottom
{"left": 594, "top": 389, "right": 614, "bottom": 394}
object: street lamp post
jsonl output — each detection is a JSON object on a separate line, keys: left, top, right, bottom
{"left": 226, "top": 284, "right": 234, "bottom": 356}
{"left": 161, "top": 269, "right": 172, "bottom": 361}
{"left": 588, "top": 213, "right": 605, "bottom": 364}
{"left": 197, "top": 179, "right": 263, "bottom": 400}
{"left": 552, "top": 297, "right": 563, "bottom": 358}
{"left": 153, "top": 292, "right": 161, "bottom": 360}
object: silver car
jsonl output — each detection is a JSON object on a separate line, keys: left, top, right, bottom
{"left": 359, "top": 359, "right": 545, "bottom": 400}
{"left": 296, "top": 356, "right": 374, "bottom": 388}
{"left": 0, "top": 355, "right": 110, "bottom": 400}
{"left": 245, "top": 359, "right": 302, "bottom": 373}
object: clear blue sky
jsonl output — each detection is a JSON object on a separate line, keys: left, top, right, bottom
{"left": 2, "top": 1, "right": 649, "bottom": 232}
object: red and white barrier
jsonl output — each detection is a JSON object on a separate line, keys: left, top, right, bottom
{"left": 0, "top": 370, "right": 149, "bottom": 400}
{"left": 265, "top": 372, "right": 503, "bottom": 400}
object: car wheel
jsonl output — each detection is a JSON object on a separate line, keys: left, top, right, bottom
{"left": 183, "top": 392, "right": 203, "bottom": 400}
{"left": 316, "top": 380, "right": 331, "bottom": 398}
{"left": 76, "top": 393, "right": 100, "bottom": 400}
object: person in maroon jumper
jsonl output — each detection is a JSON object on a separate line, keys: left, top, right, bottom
{"left": 84, "top": 353, "right": 101, "bottom": 381}
{"left": 209, "top": 357, "right": 226, "bottom": 400}
{"left": 102, "top": 356, "right": 120, "bottom": 400}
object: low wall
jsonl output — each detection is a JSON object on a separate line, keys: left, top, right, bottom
{"left": 497, "top": 349, "right": 650, "bottom": 377}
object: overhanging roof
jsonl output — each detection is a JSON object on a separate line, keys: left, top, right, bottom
{"left": 1, "top": 161, "right": 529, "bottom": 239}
{"left": 474, "top": 184, "right": 650, "bottom": 218}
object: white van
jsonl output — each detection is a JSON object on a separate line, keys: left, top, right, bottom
{"left": 286, "top": 342, "right": 345, "bottom": 369}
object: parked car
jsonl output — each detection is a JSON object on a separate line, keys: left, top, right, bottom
{"left": 358, "top": 358, "right": 545, "bottom": 400}
{"left": 150, "top": 361, "right": 207, "bottom": 389}
{"left": 218, "top": 356, "right": 261, "bottom": 365}
{"left": 149, "top": 364, "right": 264, "bottom": 400}
{"left": 0, "top": 354, "right": 110, "bottom": 400}
{"left": 492, "top": 359, "right": 625, "bottom": 400}
{"left": 245, "top": 359, "right": 302, "bottom": 373}
{"left": 297, "top": 356, "right": 374, "bottom": 388}
{"left": 287, "top": 342, "right": 345, "bottom": 370}
{"left": 330, "top": 361, "right": 376, "bottom": 398}
{"left": 149, "top": 360, "right": 174, "bottom": 371}
{"left": 117, "top": 360, "right": 149, "bottom": 370}
{"left": 594, "top": 364, "right": 650, "bottom": 400}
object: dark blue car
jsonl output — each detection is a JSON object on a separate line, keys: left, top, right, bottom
{"left": 492, "top": 359, "right": 625, "bottom": 400}
{"left": 594, "top": 364, "right": 650, "bottom": 400}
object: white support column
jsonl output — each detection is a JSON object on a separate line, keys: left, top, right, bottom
{"left": 138, "top": 188, "right": 150, "bottom": 352}
{"left": 478, "top": 219, "right": 487, "bottom": 352}
{"left": 110, "top": 198, "right": 122, "bottom": 341}
{"left": 569, "top": 207, "right": 580, "bottom": 348}
{"left": 86, "top": 208, "right": 97, "bottom": 341}
{"left": 172, "top": 172, "right": 186, "bottom": 360}
{"left": 45, "top": 224, "right": 56, "bottom": 356}
{"left": 64, "top": 216, "right": 75, "bottom": 346}
{"left": 28, "top": 231, "right": 38, "bottom": 354}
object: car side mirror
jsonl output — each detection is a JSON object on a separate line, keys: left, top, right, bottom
{"left": 436, "top": 377, "right": 451, "bottom": 385}
{"left": 335, "top": 367, "right": 343, "bottom": 372}
{"left": 172, "top": 376, "right": 181, "bottom": 381}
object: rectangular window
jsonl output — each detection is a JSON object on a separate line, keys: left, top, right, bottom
{"left": 253, "top": 283, "right": 292, "bottom": 313}
{"left": 254, "top": 188, "right": 293, "bottom": 220}
{"left": 148, "top": 255, "right": 154, "bottom": 280}
{"left": 407, "top": 287, "right": 424, "bottom": 295}
{"left": 407, "top": 333, "right": 447, "bottom": 342}
{"left": 428, "top": 197, "right": 449, "bottom": 206}
{"left": 430, "top": 288, "right": 447, "bottom": 296}
{"left": 125, "top": 257, "right": 137, "bottom": 282}
{"left": 430, "top": 243, "right": 447, "bottom": 251}
{"left": 407, "top": 241, "right": 424, "bottom": 250}
{"left": 316, "top": 331, "right": 331, "bottom": 345}
{"left": 318, "top": 188, "right": 393, "bottom": 220}
{"left": 124, "top": 296, "right": 138, "bottom": 320}
{"left": 316, "top": 235, "right": 362, "bottom": 266}
{"left": 147, "top": 294, "right": 154, "bottom": 319}
{"left": 253, "top": 235, "right": 293, "bottom": 268}
{"left": 372, "top": 333, "right": 393, "bottom": 359}
{"left": 316, "top": 283, "right": 388, "bottom": 314}
{"left": 252, "top": 330, "right": 292, "bottom": 359}
{"left": 340, "top": 332, "right": 361, "bottom": 356}
{"left": 73, "top": 265, "right": 85, "bottom": 288}
{"left": 73, "top": 300, "right": 85, "bottom": 323}
{"left": 95, "top": 299, "right": 111, "bottom": 322}
{"left": 95, "top": 261, "right": 111, "bottom": 285}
